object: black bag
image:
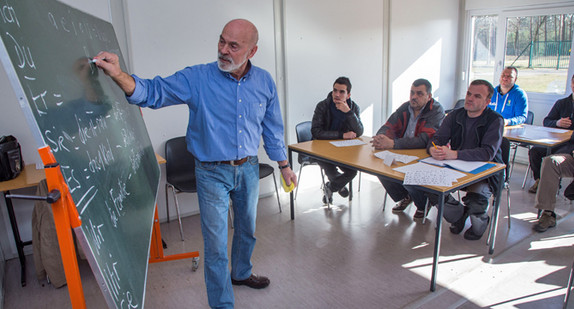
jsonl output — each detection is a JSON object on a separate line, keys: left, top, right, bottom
{"left": 0, "top": 135, "right": 23, "bottom": 181}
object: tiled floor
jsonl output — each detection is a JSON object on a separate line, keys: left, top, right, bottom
{"left": 3, "top": 163, "right": 574, "bottom": 308}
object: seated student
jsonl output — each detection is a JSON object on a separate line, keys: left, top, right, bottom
{"left": 311, "top": 77, "right": 364, "bottom": 204}
{"left": 527, "top": 74, "right": 574, "bottom": 193}
{"left": 405, "top": 80, "right": 504, "bottom": 240}
{"left": 488, "top": 66, "right": 528, "bottom": 126}
{"left": 371, "top": 78, "right": 445, "bottom": 221}
{"left": 531, "top": 151, "right": 574, "bottom": 232}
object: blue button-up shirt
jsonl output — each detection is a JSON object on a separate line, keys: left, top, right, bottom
{"left": 127, "top": 61, "right": 287, "bottom": 162}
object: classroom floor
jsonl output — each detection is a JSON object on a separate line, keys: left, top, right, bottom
{"left": 3, "top": 162, "right": 574, "bottom": 309}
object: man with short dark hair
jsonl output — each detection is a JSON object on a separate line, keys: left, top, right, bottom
{"left": 371, "top": 78, "right": 445, "bottom": 221}
{"left": 405, "top": 79, "right": 504, "bottom": 240}
{"left": 488, "top": 66, "right": 528, "bottom": 126}
{"left": 312, "top": 77, "right": 363, "bottom": 204}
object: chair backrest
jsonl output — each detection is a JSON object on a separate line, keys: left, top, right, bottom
{"left": 500, "top": 137, "right": 511, "bottom": 182}
{"left": 454, "top": 99, "right": 465, "bottom": 110}
{"left": 525, "top": 111, "right": 534, "bottom": 125}
{"left": 165, "top": 136, "right": 197, "bottom": 187}
{"left": 296, "top": 121, "right": 313, "bottom": 143}
{"left": 295, "top": 121, "right": 315, "bottom": 164}
{"left": 445, "top": 99, "right": 465, "bottom": 114}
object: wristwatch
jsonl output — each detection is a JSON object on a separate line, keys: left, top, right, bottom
{"left": 278, "top": 163, "right": 291, "bottom": 170}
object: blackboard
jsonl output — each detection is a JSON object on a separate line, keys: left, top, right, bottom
{"left": 0, "top": 1, "right": 160, "bottom": 308}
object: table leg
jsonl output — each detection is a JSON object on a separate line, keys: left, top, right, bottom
{"left": 430, "top": 192, "right": 444, "bottom": 292}
{"left": 289, "top": 149, "right": 295, "bottom": 220}
{"left": 4, "top": 190, "right": 27, "bottom": 286}
{"left": 488, "top": 170, "right": 505, "bottom": 255}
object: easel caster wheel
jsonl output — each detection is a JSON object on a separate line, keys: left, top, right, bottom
{"left": 192, "top": 257, "right": 200, "bottom": 271}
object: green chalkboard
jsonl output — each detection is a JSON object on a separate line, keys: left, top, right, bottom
{"left": 0, "top": 1, "right": 160, "bottom": 308}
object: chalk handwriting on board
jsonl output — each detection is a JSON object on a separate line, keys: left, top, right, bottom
{"left": 0, "top": 1, "right": 160, "bottom": 307}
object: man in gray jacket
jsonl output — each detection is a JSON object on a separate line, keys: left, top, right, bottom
{"left": 312, "top": 77, "right": 363, "bottom": 204}
{"left": 371, "top": 79, "right": 445, "bottom": 221}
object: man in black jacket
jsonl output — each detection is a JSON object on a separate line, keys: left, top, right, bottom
{"left": 527, "top": 74, "right": 574, "bottom": 193}
{"left": 530, "top": 74, "right": 574, "bottom": 232}
{"left": 406, "top": 79, "right": 504, "bottom": 240}
{"left": 311, "top": 77, "right": 364, "bottom": 204}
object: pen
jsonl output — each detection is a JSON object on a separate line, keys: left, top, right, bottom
{"left": 432, "top": 142, "right": 438, "bottom": 149}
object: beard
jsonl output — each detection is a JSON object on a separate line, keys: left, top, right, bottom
{"left": 217, "top": 52, "right": 248, "bottom": 73}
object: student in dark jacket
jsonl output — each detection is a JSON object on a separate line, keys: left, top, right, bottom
{"left": 371, "top": 78, "right": 445, "bottom": 222}
{"left": 405, "top": 79, "right": 504, "bottom": 241}
{"left": 527, "top": 74, "right": 574, "bottom": 194}
{"left": 311, "top": 77, "right": 363, "bottom": 204}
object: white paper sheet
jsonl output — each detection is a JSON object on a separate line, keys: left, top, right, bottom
{"left": 394, "top": 162, "right": 466, "bottom": 186}
{"left": 330, "top": 139, "right": 367, "bottom": 147}
{"left": 403, "top": 169, "right": 456, "bottom": 186}
{"left": 420, "top": 157, "right": 487, "bottom": 173}
{"left": 373, "top": 150, "right": 418, "bottom": 166}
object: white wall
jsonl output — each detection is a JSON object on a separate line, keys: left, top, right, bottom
{"left": 388, "top": 0, "right": 461, "bottom": 113}
{"left": 282, "top": 0, "right": 384, "bottom": 139}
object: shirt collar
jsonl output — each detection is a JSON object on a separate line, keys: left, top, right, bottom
{"left": 407, "top": 101, "right": 428, "bottom": 118}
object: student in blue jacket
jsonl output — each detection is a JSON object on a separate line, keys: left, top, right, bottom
{"left": 488, "top": 66, "right": 528, "bottom": 126}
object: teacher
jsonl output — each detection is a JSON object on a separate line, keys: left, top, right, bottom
{"left": 94, "top": 18, "right": 297, "bottom": 309}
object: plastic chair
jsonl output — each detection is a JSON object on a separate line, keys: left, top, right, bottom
{"left": 294, "top": 121, "right": 326, "bottom": 200}
{"left": 487, "top": 137, "right": 512, "bottom": 244}
{"left": 564, "top": 254, "right": 574, "bottom": 308}
{"left": 445, "top": 99, "right": 465, "bottom": 113}
{"left": 294, "top": 121, "right": 356, "bottom": 205}
{"left": 259, "top": 163, "right": 282, "bottom": 212}
{"left": 501, "top": 137, "right": 512, "bottom": 228}
{"left": 165, "top": 136, "right": 196, "bottom": 241}
{"left": 507, "top": 110, "right": 533, "bottom": 181}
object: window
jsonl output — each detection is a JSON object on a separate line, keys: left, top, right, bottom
{"left": 470, "top": 15, "right": 498, "bottom": 84}
{"left": 467, "top": 7, "right": 574, "bottom": 98}
{"left": 504, "top": 14, "right": 573, "bottom": 94}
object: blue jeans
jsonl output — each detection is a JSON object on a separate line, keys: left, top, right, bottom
{"left": 195, "top": 156, "right": 260, "bottom": 309}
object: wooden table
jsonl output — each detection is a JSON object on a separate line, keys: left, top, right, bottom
{"left": 504, "top": 124, "right": 573, "bottom": 155}
{"left": 287, "top": 136, "right": 505, "bottom": 292}
{"left": 0, "top": 164, "right": 46, "bottom": 286}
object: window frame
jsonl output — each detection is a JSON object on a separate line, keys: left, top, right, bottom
{"left": 463, "top": 5, "right": 574, "bottom": 103}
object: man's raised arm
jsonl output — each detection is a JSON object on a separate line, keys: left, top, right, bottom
{"left": 93, "top": 51, "right": 136, "bottom": 96}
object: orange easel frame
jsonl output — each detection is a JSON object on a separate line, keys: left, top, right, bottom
{"left": 38, "top": 146, "right": 199, "bottom": 308}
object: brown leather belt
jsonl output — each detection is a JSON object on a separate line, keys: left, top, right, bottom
{"left": 219, "top": 157, "right": 248, "bottom": 166}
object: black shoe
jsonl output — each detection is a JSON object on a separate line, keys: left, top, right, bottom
{"left": 231, "top": 274, "right": 270, "bottom": 289}
{"left": 392, "top": 196, "right": 412, "bottom": 213}
{"left": 449, "top": 208, "right": 469, "bottom": 235}
{"left": 464, "top": 217, "right": 490, "bottom": 241}
{"left": 338, "top": 186, "right": 349, "bottom": 198}
{"left": 413, "top": 205, "right": 432, "bottom": 222}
